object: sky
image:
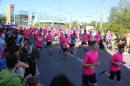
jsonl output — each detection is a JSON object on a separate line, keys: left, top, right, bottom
{"left": 0, "top": 0, "right": 120, "bottom": 23}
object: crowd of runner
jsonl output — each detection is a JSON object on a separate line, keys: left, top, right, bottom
{"left": 0, "top": 25, "right": 129, "bottom": 86}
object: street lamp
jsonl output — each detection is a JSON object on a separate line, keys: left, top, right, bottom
{"left": 70, "top": 7, "right": 79, "bottom": 28}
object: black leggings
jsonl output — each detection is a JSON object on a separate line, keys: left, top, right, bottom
{"left": 109, "top": 70, "right": 121, "bottom": 81}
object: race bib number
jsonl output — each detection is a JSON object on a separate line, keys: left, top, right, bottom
{"left": 90, "top": 66, "right": 95, "bottom": 70}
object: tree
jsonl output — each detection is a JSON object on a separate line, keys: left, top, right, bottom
{"left": 107, "top": 6, "right": 118, "bottom": 22}
{"left": 34, "top": 22, "right": 39, "bottom": 27}
{"left": 0, "top": 14, "right": 6, "bottom": 24}
{"left": 72, "top": 21, "right": 78, "bottom": 28}
{"left": 64, "top": 23, "right": 69, "bottom": 28}
{"left": 81, "top": 22, "right": 87, "bottom": 29}
{"left": 103, "top": 0, "right": 130, "bottom": 35}
{"left": 87, "top": 21, "right": 100, "bottom": 29}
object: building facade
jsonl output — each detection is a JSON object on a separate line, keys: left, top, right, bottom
{"left": 15, "top": 10, "right": 36, "bottom": 26}
{"left": 33, "top": 14, "right": 68, "bottom": 26}
{"left": 6, "top": 4, "right": 68, "bottom": 26}
{"left": 6, "top": 4, "right": 15, "bottom": 25}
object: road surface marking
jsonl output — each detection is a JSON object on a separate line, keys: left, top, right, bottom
{"left": 67, "top": 53, "right": 83, "bottom": 62}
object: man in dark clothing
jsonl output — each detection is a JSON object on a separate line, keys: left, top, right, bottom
{"left": 117, "top": 34, "right": 122, "bottom": 48}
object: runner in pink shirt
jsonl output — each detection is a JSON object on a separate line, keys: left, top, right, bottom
{"left": 43, "top": 28, "right": 48, "bottom": 37}
{"left": 95, "top": 31, "right": 102, "bottom": 53}
{"left": 45, "top": 31, "right": 53, "bottom": 55}
{"left": 35, "top": 32, "right": 44, "bottom": 58}
{"left": 87, "top": 31, "right": 93, "bottom": 50}
{"left": 53, "top": 29, "right": 59, "bottom": 42}
{"left": 59, "top": 33, "right": 64, "bottom": 53}
{"left": 24, "top": 29, "right": 30, "bottom": 44}
{"left": 34, "top": 30, "right": 39, "bottom": 39}
{"left": 79, "top": 30, "right": 88, "bottom": 51}
{"left": 95, "top": 31, "right": 102, "bottom": 44}
{"left": 99, "top": 46, "right": 126, "bottom": 86}
{"left": 87, "top": 31, "right": 92, "bottom": 45}
{"left": 61, "top": 34, "right": 70, "bottom": 60}
{"left": 82, "top": 41, "right": 100, "bottom": 86}
{"left": 68, "top": 29, "right": 72, "bottom": 37}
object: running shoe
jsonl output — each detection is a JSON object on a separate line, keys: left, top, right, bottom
{"left": 99, "top": 69, "right": 105, "bottom": 75}
{"left": 59, "top": 50, "right": 62, "bottom": 53}
{"left": 85, "top": 49, "right": 87, "bottom": 52}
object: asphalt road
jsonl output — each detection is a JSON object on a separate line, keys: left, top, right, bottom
{"left": 30, "top": 36, "right": 130, "bottom": 86}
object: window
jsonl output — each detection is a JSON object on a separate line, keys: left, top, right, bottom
{"left": 10, "top": 6, "right": 14, "bottom": 12}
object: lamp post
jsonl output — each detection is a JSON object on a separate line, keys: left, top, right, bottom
{"left": 70, "top": 7, "right": 79, "bottom": 28}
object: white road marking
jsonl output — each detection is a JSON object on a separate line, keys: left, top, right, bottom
{"left": 57, "top": 45, "right": 83, "bottom": 62}
{"left": 67, "top": 53, "right": 83, "bottom": 62}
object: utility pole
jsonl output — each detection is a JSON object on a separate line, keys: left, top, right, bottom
{"left": 71, "top": 13, "right": 72, "bottom": 28}
{"left": 100, "top": 0, "right": 104, "bottom": 29}
{"left": 70, "top": 7, "right": 79, "bottom": 28}
{"left": 95, "top": 11, "right": 98, "bottom": 29}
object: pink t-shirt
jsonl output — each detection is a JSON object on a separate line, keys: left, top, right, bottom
{"left": 87, "top": 34, "right": 92, "bottom": 41}
{"left": 82, "top": 50, "right": 98, "bottom": 75}
{"left": 110, "top": 52, "right": 123, "bottom": 72}
{"left": 35, "top": 36, "right": 44, "bottom": 47}
{"left": 107, "top": 33, "right": 111, "bottom": 41}
{"left": 76, "top": 31, "right": 80, "bottom": 38}
{"left": 82, "top": 34, "right": 87, "bottom": 42}
{"left": 46, "top": 34, "right": 52, "bottom": 42}
{"left": 68, "top": 31, "right": 72, "bottom": 37}
{"left": 24, "top": 31, "right": 30, "bottom": 39}
{"left": 43, "top": 28, "right": 48, "bottom": 35}
{"left": 62, "top": 38, "right": 69, "bottom": 49}
{"left": 95, "top": 34, "right": 102, "bottom": 43}
{"left": 34, "top": 31, "right": 39, "bottom": 37}
{"left": 59, "top": 35, "right": 64, "bottom": 42}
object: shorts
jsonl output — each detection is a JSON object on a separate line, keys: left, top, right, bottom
{"left": 47, "top": 42, "right": 52, "bottom": 46}
{"left": 62, "top": 48, "right": 68, "bottom": 53}
{"left": 109, "top": 70, "right": 121, "bottom": 81}
{"left": 88, "top": 41, "right": 91, "bottom": 45}
{"left": 82, "top": 42, "right": 86, "bottom": 45}
{"left": 82, "top": 73, "right": 97, "bottom": 86}
{"left": 69, "top": 43, "right": 75, "bottom": 47}
{"left": 37, "top": 46, "right": 42, "bottom": 50}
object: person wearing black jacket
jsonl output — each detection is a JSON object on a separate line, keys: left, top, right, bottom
{"left": 24, "top": 50, "right": 38, "bottom": 77}
{"left": 117, "top": 34, "right": 122, "bottom": 48}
